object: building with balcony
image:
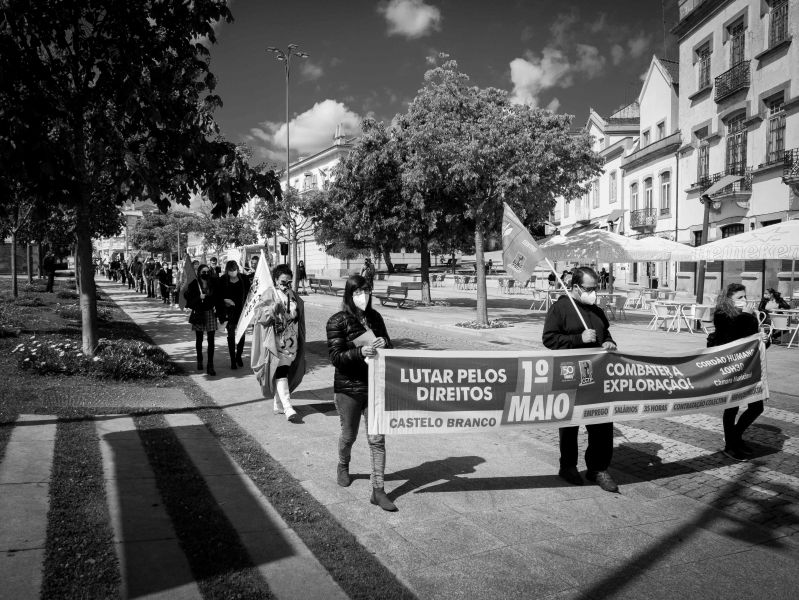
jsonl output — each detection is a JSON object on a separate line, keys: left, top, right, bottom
{"left": 674, "top": 0, "right": 799, "bottom": 296}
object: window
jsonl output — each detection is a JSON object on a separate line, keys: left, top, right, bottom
{"left": 642, "top": 130, "right": 650, "bottom": 146}
{"left": 630, "top": 183, "right": 639, "bottom": 211}
{"left": 729, "top": 21, "right": 746, "bottom": 66}
{"left": 696, "top": 128, "right": 710, "bottom": 182}
{"left": 721, "top": 223, "right": 745, "bottom": 238}
{"left": 644, "top": 178, "right": 653, "bottom": 210}
{"left": 770, "top": 0, "right": 789, "bottom": 47}
{"left": 657, "top": 122, "right": 665, "bottom": 140}
{"left": 766, "top": 98, "right": 785, "bottom": 164}
{"left": 609, "top": 171, "right": 617, "bottom": 204}
{"left": 592, "top": 179, "right": 600, "bottom": 208}
{"left": 697, "top": 43, "right": 711, "bottom": 89}
{"left": 660, "top": 172, "right": 671, "bottom": 215}
{"left": 693, "top": 230, "right": 704, "bottom": 246}
{"left": 725, "top": 114, "right": 747, "bottom": 174}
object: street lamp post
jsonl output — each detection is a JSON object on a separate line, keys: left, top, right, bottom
{"left": 266, "top": 43, "right": 308, "bottom": 291}
{"left": 695, "top": 193, "right": 712, "bottom": 304}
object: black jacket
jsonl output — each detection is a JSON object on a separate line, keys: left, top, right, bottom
{"left": 216, "top": 274, "right": 251, "bottom": 322}
{"left": 326, "top": 309, "right": 392, "bottom": 401}
{"left": 183, "top": 278, "right": 217, "bottom": 312}
{"left": 542, "top": 295, "right": 614, "bottom": 350}
{"left": 712, "top": 310, "right": 761, "bottom": 347}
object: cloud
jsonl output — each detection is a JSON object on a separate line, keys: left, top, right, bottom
{"left": 610, "top": 44, "right": 625, "bottom": 66}
{"left": 575, "top": 44, "right": 605, "bottom": 77}
{"left": 247, "top": 99, "right": 361, "bottom": 161}
{"left": 550, "top": 9, "right": 579, "bottom": 46}
{"left": 627, "top": 33, "right": 651, "bottom": 58}
{"left": 589, "top": 12, "right": 607, "bottom": 33}
{"left": 299, "top": 60, "right": 324, "bottom": 81}
{"left": 378, "top": 0, "right": 442, "bottom": 39}
{"left": 545, "top": 97, "right": 561, "bottom": 113}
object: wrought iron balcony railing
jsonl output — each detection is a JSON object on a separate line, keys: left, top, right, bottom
{"left": 784, "top": 148, "right": 799, "bottom": 182}
{"left": 696, "top": 167, "right": 753, "bottom": 196}
{"left": 714, "top": 61, "right": 750, "bottom": 102}
{"left": 629, "top": 207, "right": 658, "bottom": 229}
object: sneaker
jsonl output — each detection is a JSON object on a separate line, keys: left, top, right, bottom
{"left": 586, "top": 470, "right": 619, "bottom": 493}
{"left": 558, "top": 466, "right": 584, "bottom": 486}
{"left": 738, "top": 441, "right": 754, "bottom": 456}
{"left": 723, "top": 446, "right": 748, "bottom": 461}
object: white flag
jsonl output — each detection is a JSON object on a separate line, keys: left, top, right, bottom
{"left": 235, "top": 250, "right": 276, "bottom": 344}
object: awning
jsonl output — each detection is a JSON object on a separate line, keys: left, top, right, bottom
{"left": 605, "top": 209, "right": 625, "bottom": 222}
{"left": 702, "top": 174, "right": 743, "bottom": 197}
{"left": 565, "top": 222, "right": 600, "bottom": 237}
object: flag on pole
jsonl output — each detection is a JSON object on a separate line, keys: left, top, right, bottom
{"left": 235, "top": 250, "right": 276, "bottom": 344}
{"left": 177, "top": 255, "right": 196, "bottom": 310}
{"left": 501, "top": 203, "right": 547, "bottom": 280}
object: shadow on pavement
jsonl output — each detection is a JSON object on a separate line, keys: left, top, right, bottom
{"left": 385, "top": 456, "right": 486, "bottom": 500}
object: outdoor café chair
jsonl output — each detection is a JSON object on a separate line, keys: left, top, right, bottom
{"left": 454, "top": 275, "right": 463, "bottom": 290}
{"left": 613, "top": 295, "right": 628, "bottom": 320}
{"left": 649, "top": 302, "right": 677, "bottom": 331}
{"left": 497, "top": 278, "right": 507, "bottom": 294}
{"left": 769, "top": 314, "right": 799, "bottom": 348}
{"left": 529, "top": 290, "right": 547, "bottom": 311}
{"left": 678, "top": 304, "right": 713, "bottom": 334}
{"left": 505, "top": 279, "right": 516, "bottom": 294}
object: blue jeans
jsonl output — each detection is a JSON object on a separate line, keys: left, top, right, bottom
{"left": 334, "top": 392, "right": 386, "bottom": 488}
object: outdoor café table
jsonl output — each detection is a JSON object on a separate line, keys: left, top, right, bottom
{"left": 657, "top": 300, "right": 688, "bottom": 332}
{"left": 597, "top": 293, "right": 617, "bottom": 319}
{"left": 770, "top": 309, "right": 799, "bottom": 346}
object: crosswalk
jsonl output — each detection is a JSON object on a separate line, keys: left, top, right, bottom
{"left": 0, "top": 414, "right": 346, "bottom": 600}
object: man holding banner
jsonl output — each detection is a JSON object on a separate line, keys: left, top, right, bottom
{"left": 543, "top": 267, "right": 619, "bottom": 492}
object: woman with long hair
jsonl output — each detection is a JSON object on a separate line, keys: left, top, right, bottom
{"left": 251, "top": 264, "right": 305, "bottom": 423}
{"left": 711, "top": 283, "right": 770, "bottom": 461}
{"left": 217, "top": 260, "right": 251, "bottom": 369}
{"left": 183, "top": 264, "right": 218, "bottom": 376}
{"left": 326, "top": 275, "right": 397, "bottom": 511}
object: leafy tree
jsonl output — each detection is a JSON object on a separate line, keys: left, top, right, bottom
{"left": 254, "top": 185, "right": 314, "bottom": 279}
{"left": 1, "top": 1, "right": 280, "bottom": 353}
{"left": 131, "top": 211, "right": 200, "bottom": 258}
{"left": 199, "top": 212, "right": 258, "bottom": 258}
{"left": 401, "top": 60, "right": 602, "bottom": 323}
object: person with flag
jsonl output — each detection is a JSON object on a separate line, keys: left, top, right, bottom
{"left": 502, "top": 203, "right": 619, "bottom": 493}
{"left": 250, "top": 263, "right": 306, "bottom": 423}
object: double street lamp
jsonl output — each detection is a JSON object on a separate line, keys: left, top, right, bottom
{"left": 266, "top": 43, "right": 308, "bottom": 288}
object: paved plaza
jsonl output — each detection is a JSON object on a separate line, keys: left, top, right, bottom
{"left": 2, "top": 277, "right": 798, "bottom": 599}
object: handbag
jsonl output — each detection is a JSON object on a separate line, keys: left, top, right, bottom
{"left": 188, "top": 310, "right": 204, "bottom": 326}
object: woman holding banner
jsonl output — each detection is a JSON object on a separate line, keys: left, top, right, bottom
{"left": 543, "top": 266, "right": 619, "bottom": 493}
{"left": 326, "top": 275, "right": 397, "bottom": 512}
{"left": 217, "top": 260, "right": 251, "bottom": 370}
{"left": 251, "top": 264, "right": 306, "bottom": 423}
{"left": 711, "top": 283, "right": 771, "bottom": 461}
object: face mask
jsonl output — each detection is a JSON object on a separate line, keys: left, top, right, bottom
{"left": 228, "top": 271, "right": 238, "bottom": 278}
{"left": 734, "top": 299, "right": 747, "bottom": 309}
{"left": 353, "top": 292, "right": 369, "bottom": 310}
{"left": 200, "top": 272, "right": 210, "bottom": 279}
{"left": 579, "top": 290, "right": 597, "bottom": 305}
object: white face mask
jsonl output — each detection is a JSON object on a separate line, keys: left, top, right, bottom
{"left": 353, "top": 292, "right": 369, "bottom": 310}
{"left": 734, "top": 299, "right": 747, "bottom": 309}
{"left": 576, "top": 286, "right": 597, "bottom": 305}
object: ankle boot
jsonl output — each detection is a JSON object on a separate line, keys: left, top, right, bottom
{"left": 196, "top": 352, "right": 203, "bottom": 371}
{"left": 277, "top": 378, "right": 300, "bottom": 423}
{"left": 206, "top": 358, "right": 215, "bottom": 376}
{"left": 337, "top": 463, "right": 351, "bottom": 487}
{"left": 228, "top": 340, "right": 237, "bottom": 369}
{"left": 370, "top": 487, "right": 397, "bottom": 512}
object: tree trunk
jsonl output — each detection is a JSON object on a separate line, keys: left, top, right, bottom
{"left": 382, "top": 246, "right": 394, "bottom": 274}
{"left": 26, "top": 244, "right": 33, "bottom": 284}
{"left": 11, "top": 231, "right": 18, "bottom": 298}
{"left": 73, "top": 243, "right": 80, "bottom": 292}
{"left": 76, "top": 202, "right": 99, "bottom": 354}
{"left": 475, "top": 224, "right": 488, "bottom": 325}
{"left": 420, "top": 239, "right": 431, "bottom": 303}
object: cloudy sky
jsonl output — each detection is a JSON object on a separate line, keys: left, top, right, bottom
{"left": 209, "top": 0, "right": 678, "bottom": 165}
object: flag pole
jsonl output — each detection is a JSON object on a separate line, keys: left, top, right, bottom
{"left": 544, "top": 257, "right": 589, "bottom": 330}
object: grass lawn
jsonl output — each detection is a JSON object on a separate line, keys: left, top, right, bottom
{"left": 0, "top": 275, "right": 415, "bottom": 599}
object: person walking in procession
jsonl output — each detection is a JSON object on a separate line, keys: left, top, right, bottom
{"left": 251, "top": 264, "right": 306, "bottom": 423}
{"left": 217, "top": 260, "right": 251, "bottom": 369}
{"left": 543, "top": 266, "right": 619, "bottom": 493}
{"left": 710, "top": 283, "right": 771, "bottom": 460}
{"left": 326, "top": 275, "right": 397, "bottom": 511}
{"left": 184, "top": 264, "right": 219, "bottom": 376}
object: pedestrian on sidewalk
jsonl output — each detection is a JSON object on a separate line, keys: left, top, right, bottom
{"left": 711, "top": 283, "right": 771, "bottom": 461}
{"left": 326, "top": 274, "right": 397, "bottom": 512}
{"left": 360, "top": 258, "right": 375, "bottom": 291}
{"left": 184, "top": 264, "right": 219, "bottom": 376}
{"left": 156, "top": 262, "right": 172, "bottom": 304}
{"left": 251, "top": 264, "right": 306, "bottom": 423}
{"left": 543, "top": 266, "right": 619, "bottom": 493}
{"left": 144, "top": 258, "right": 157, "bottom": 298}
{"left": 217, "top": 260, "right": 251, "bottom": 370}
{"left": 297, "top": 260, "right": 308, "bottom": 294}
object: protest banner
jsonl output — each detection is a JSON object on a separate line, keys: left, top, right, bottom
{"left": 368, "top": 335, "right": 768, "bottom": 435}
{"left": 235, "top": 250, "right": 275, "bottom": 344}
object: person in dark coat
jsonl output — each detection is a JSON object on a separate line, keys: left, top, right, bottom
{"left": 217, "top": 260, "right": 252, "bottom": 370}
{"left": 42, "top": 251, "right": 56, "bottom": 293}
{"left": 712, "top": 283, "right": 771, "bottom": 461}
{"left": 297, "top": 260, "right": 308, "bottom": 294}
{"left": 156, "top": 262, "right": 173, "bottom": 304}
{"left": 758, "top": 288, "right": 790, "bottom": 330}
{"left": 543, "top": 266, "right": 619, "bottom": 493}
{"left": 184, "top": 264, "right": 218, "bottom": 376}
{"left": 326, "top": 274, "right": 396, "bottom": 511}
